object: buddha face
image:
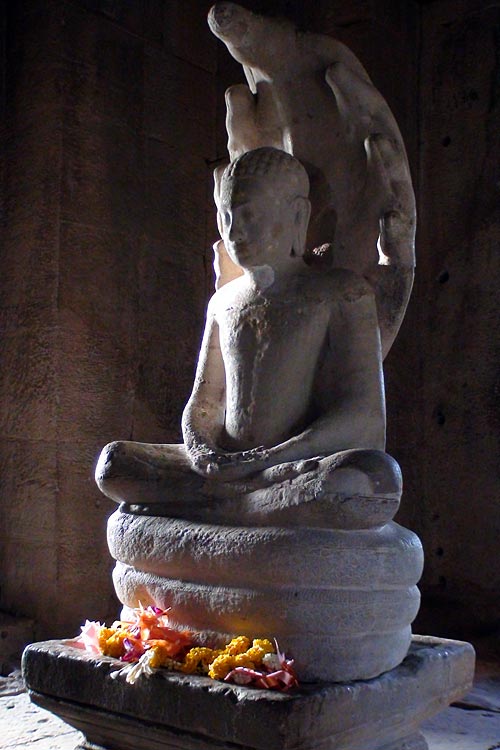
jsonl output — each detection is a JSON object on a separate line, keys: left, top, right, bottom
{"left": 218, "top": 176, "right": 308, "bottom": 271}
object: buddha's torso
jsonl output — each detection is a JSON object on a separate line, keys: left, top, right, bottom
{"left": 214, "top": 272, "right": 334, "bottom": 449}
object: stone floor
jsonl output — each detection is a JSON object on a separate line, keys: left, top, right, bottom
{"left": 1, "top": 661, "right": 499, "bottom": 750}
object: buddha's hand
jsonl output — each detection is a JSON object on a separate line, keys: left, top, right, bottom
{"left": 190, "top": 442, "right": 325, "bottom": 484}
{"left": 189, "top": 445, "right": 271, "bottom": 480}
{"left": 260, "top": 457, "right": 323, "bottom": 484}
{"left": 188, "top": 445, "right": 222, "bottom": 476}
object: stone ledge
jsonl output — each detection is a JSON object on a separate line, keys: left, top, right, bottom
{"left": 22, "top": 636, "right": 475, "bottom": 750}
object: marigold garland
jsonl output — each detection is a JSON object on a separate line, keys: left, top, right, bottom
{"left": 78, "top": 605, "right": 298, "bottom": 691}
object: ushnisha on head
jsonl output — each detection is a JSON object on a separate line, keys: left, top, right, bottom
{"left": 222, "top": 147, "right": 310, "bottom": 201}
{"left": 216, "top": 147, "right": 311, "bottom": 272}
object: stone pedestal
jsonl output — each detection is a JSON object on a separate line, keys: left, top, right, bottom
{"left": 22, "top": 636, "right": 474, "bottom": 750}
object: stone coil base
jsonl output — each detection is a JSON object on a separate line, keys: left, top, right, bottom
{"left": 22, "top": 636, "right": 475, "bottom": 750}
{"left": 115, "top": 564, "right": 417, "bottom": 682}
{"left": 108, "top": 511, "right": 424, "bottom": 681}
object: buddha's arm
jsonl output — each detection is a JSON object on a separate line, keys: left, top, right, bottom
{"left": 182, "top": 298, "right": 272, "bottom": 478}
{"left": 181, "top": 303, "right": 227, "bottom": 471}
{"left": 268, "top": 289, "right": 386, "bottom": 462}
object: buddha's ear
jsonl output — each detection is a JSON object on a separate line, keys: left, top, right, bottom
{"left": 291, "top": 196, "right": 311, "bottom": 256}
{"left": 213, "top": 165, "right": 227, "bottom": 237}
{"left": 213, "top": 239, "right": 244, "bottom": 290}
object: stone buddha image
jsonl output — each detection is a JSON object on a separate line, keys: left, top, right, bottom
{"left": 20, "top": 10, "right": 477, "bottom": 750}
{"left": 97, "top": 148, "right": 402, "bottom": 525}
{"left": 96, "top": 146, "right": 423, "bottom": 683}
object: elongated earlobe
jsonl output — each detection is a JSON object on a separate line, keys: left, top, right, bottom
{"left": 291, "top": 197, "right": 312, "bottom": 256}
{"left": 213, "top": 166, "right": 226, "bottom": 238}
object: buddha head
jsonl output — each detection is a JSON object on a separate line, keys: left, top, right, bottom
{"left": 216, "top": 147, "right": 311, "bottom": 272}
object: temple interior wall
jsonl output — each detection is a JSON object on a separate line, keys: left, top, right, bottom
{"left": 0, "top": 0, "right": 498, "bottom": 646}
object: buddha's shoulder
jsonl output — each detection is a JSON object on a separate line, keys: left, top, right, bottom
{"left": 208, "top": 275, "right": 251, "bottom": 311}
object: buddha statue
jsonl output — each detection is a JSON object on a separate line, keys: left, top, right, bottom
{"left": 96, "top": 146, "right": 423, "bottom": 682}
{"left": 98, "top": 148, "right": 401, "bottom": 523}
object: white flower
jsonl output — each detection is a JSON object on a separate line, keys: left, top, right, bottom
{"left": 262, "top": 653, "right": 282, "bottom": 671}
{"left": 110, "top": 650, "right": 156, "bottom": 684}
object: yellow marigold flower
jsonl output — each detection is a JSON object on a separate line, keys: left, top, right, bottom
{"left": 252, "top": 639, "right": 275, "bottom": 654}
{"left": 97, "top": 626, "right": 117, "bottom": 652}
{"left": 99, "top": 629, "right": 128, "bottom": 658}
{"left": 181, "top": 647, "right": 217, "bottom": 674}
{"left": 224, "top": 636, "right": 251, "bottom": 656}
{"left": 244, "top": 646, "right": 265, "bottom": 664}
{"left": 208, "top": 654, "right": 236, "bottom": 680}
{"left": 234, "top": 653, "right": 255, "bottom": 669}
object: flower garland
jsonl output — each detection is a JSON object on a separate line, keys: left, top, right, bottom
{"left": 78, "top": 604, "right": 298, "bottom": 691}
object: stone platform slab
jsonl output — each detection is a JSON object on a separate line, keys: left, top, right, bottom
{"left": 22, "top": 636, "right": 475, "bottom": 750}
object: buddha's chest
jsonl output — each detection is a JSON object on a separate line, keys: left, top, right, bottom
{"left": 217, "top": 297, "right": 330, "bottom": 379}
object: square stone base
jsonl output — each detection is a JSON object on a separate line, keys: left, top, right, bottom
{"left": 22, "top": 636, "right": 474, "bottom": 750}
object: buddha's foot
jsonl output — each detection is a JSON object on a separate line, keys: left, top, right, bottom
{"left": 206, "top": 449, "right": 402, "bottom": 529}
{"left": 95, "top": 441, "right": 205, "bottom": 507}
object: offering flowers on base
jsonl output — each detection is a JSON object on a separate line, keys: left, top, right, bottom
{"left": 78, "top": 605, "right": 298, "bottom": 690}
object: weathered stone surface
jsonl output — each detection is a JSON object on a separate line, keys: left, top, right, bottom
{"left": 108, "top": 515, "right": 423, "bottom": 589}
{"left": 410, "top": 1, "right": 500, "bottom": 635}
{"left": 2, "top": 0, "right": 495, "bottom": 672}
{"left": 0, "top": 687, "right": 85, "bottom": 750}
{"left": 0, "top": 615, "right": 35, "bottom": 675}
{"left": 163, "top": 1, "right": 218, "bottom": 74}
{"left": 8, "top": 660, "right": 500, "bottom": 750}
{"left": 108, "top": 509, "right": 423, "bottom": 681}
{"left": 22, "top": 637, "right": 474, "bottom": 750}
{"left": 96, "top": 8, "right": 422, "bottom": 683}
{"left": 98, "top": 153, "right": 421, "bottom": 679}
{"left": 208, "top": 2, "right": 415, "bottom": 357}
{"left": 0, "top": 0, "right": 217, "bottom": 637}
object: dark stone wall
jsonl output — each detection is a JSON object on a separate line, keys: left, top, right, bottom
{"left": 412, "top": 0, "right": 500, "bottom": 639}
{"left": 0, "top": 0, "right": 218, "bottom": 637}
{"left": 0, "top": 0, "right": 498, "bottom": 644}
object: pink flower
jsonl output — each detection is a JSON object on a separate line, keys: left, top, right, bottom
{"left": 77, "top": 620, "right": 103, "bottom": 653}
